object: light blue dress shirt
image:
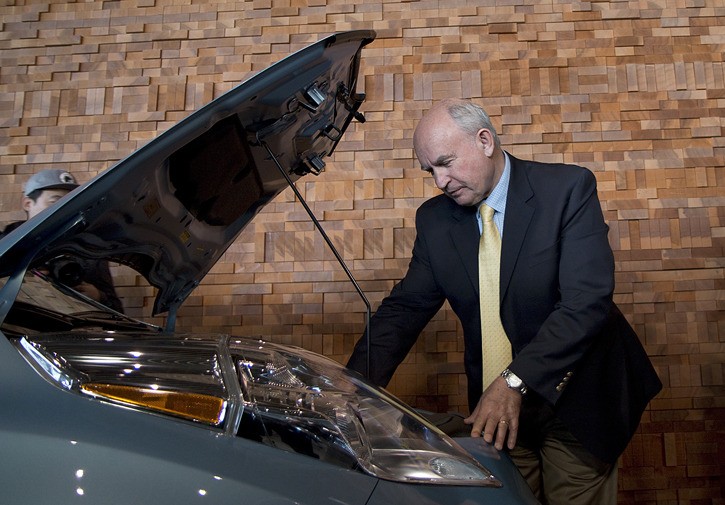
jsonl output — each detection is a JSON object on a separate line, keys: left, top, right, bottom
{"left": 476, "top": 151, "right": 511, "bottom": 238}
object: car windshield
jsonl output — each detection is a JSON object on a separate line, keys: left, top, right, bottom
{"left": 8, "top": 271, "right": 98, "bottom": 315}
{"left": 0, "top": 269, "right": 159, "bottom": 337}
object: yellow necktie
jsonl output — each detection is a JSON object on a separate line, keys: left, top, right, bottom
{"left": 479, "top": 203, "right": 511, "bottom": 389}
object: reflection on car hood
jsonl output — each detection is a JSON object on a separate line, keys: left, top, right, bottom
{"left": 0, "top": 30, "right": 375, "bottom": 316}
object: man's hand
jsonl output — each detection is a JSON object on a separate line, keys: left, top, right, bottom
{"left": 74, "top": 282, "right": 102, "bottom": 302}
{"left": 463, "top": 376, "right": 522, "bottom": 450}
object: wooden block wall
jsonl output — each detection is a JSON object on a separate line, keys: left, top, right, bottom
{"left": 0, "top": 1, "right": 722, "bottom": 503}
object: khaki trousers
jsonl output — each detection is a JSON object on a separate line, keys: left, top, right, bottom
{"left": 417, "top": 404, "right": 618, "bottom": 504}
{"left": 511, "top": 400, "right": 618, "bottom": 505}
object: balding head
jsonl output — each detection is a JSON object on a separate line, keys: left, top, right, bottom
{"left": 412, "top": 99, "right": 505, "bottom": 207}
{"left": 414, "top": 99, "right": 501, "bottom": 153}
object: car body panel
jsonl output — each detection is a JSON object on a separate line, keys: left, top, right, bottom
{"left": 0, "top": 329, "right": 538, "bottom": 505}
{"left": 0, "top": 335, "right": 377, "bottom": 505}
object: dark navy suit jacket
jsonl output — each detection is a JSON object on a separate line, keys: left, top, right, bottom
{"left": 348, "top": 153, "right": 661, "bottom": 464}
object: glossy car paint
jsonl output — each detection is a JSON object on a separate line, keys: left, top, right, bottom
{"left": 0, "top": 334, "right": 378, "bottom": 504}
{"left": 0, "top": 330, "right": 536, "bottom": 505}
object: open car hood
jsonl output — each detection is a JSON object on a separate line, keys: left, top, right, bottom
{"left": 0, "top": 30, "right": 375, "bottom": 316}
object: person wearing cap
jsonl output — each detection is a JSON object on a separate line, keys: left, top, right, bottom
{"left": 1, "top": 169, "right": 124, "bottom": 313}
{"left": 21, "top": 169, "right": 80, "bottom": 220}
{"left": 1, "top": 169, "right": 80, "bottom": 236}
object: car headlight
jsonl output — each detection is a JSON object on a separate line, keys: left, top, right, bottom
{"left": 14, "top": 334, "right": 500, "bottom": 487}
{"left": 232, "top": 339, "right": 500, "bottom": 487}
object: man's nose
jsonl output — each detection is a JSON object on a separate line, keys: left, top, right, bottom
{"left": 432, "top": 171, "right": 449, "bottom": 190}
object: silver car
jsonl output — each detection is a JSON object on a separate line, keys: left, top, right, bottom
{"left": 0, "top": 30, "right": 538, "bottom": 505}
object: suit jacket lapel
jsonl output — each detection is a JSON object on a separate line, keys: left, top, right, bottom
{"left": 501, "top": 154, "right": 535, "bottom": 301}
{"left": 446, "top": 154, "right": 535, "bottom": 300}
{"left": 449, "top": 204, "right": 480, "bottom": 296}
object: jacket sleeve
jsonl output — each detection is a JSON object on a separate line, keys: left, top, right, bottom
{"left": 86, "top": 260, "right": 125, "bottom": 314}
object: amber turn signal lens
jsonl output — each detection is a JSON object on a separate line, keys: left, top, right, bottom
{"left": 81, "top": 383, "right": 226, "bottom": 426}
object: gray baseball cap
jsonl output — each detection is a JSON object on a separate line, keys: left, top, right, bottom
{"left": 23, "top": 169, "right": 79, "bottom": 196}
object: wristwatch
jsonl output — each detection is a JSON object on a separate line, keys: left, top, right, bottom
{"left": 501, "top": 368, "right": 528, "bottom": 395}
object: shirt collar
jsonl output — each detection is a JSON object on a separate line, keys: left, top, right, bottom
{"left": 479, "top": 151, "right": 510, "bottom": 215}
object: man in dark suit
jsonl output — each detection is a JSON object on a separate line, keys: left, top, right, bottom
{"left": 347, "top": 99, "right": 661, "bottom": 504}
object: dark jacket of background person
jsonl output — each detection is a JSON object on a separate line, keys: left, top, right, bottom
{"left": 0, "top": 220, "right": 124, "bottom": 314}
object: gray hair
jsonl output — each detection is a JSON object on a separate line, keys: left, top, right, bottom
{"left": 442, "top": 99, "right": 501, "bottom": 148}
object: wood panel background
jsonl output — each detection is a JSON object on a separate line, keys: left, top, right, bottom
{"left": 1, "top": 1, "right": 722, "bottom": 503}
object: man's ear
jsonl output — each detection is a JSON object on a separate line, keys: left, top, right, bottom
{"left": 21, "top": 196, "right": 33, "bottom": 214}
{"left": 477, "top": 128, "right": 496, "bottom": 157}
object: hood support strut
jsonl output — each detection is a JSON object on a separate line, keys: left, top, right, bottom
{"left": 258, "top": 137, "right": 372, "bottom": 380}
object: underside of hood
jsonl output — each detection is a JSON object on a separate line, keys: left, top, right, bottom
{"left": 0, "top": 30, "right": 375, "bottom": 317}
